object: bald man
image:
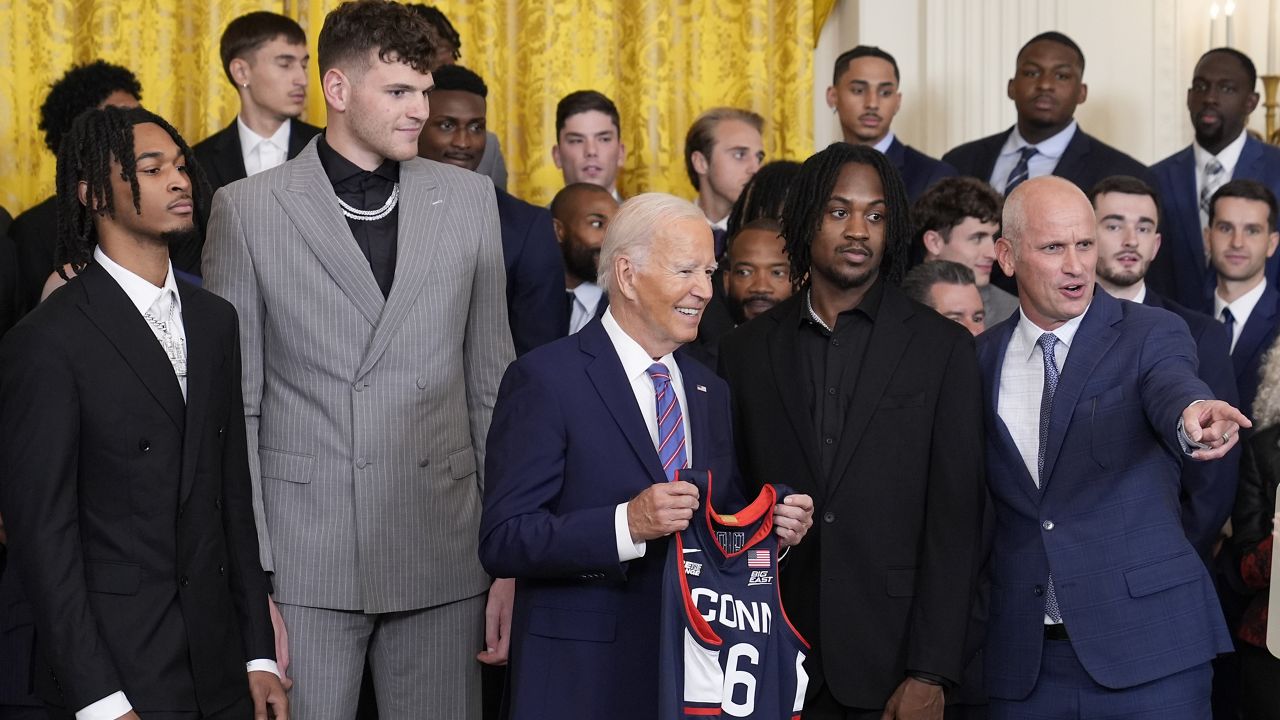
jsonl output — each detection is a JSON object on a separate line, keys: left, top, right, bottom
{"left": 977, "top": 176, "right": 1246, "bottom": 716}
{"left": 551, "top": 183, "right": 619, "bottom": 333}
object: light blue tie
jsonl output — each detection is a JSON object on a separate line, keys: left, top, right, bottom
{"left": 1037, "top": 333, "right": 1063, "bottom": 624}
{"left": 647, "top": 363, "right": 687, "bottom": 482}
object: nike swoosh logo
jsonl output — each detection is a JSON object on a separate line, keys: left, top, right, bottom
{"left": 682, "top": 548, "right": 701, "bottom": 554}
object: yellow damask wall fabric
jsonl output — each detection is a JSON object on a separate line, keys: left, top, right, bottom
{"left": 1, "top": 0, "right": 814, "bottom": 213}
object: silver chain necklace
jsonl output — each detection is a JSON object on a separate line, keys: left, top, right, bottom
{"left": 337, "top": 183, "right": 400, "bottom": 221}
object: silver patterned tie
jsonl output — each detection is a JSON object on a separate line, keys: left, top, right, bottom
{"left": 144, "top": 289, "right": 187, "bottom": 398}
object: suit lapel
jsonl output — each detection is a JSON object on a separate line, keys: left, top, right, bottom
{"left": 1169, "top": 148, "right": 1207, "bottom": 270}
{"left": 276, "top": 141, "right": 385, "bottom": 328}
{"left": 356, "top": 158, "right": 442, "bottom": 378}
{"left": 1041, "top": 293, "right": 1122, "bottom": 488}
{"left": 679, "top": 357, "right": 712, "bottom": 470}
{"left": 765, "top": 298, "right": 821, "bottom": 483}
{"left": 213, "top": 122, "right": 248, "bottom": 187}
{"left": 885, "top": 137, "right": 907, "bottom": 174}
{"left": 827, "top": 286, "right": 912, "bottom": 498}
{"left": 980, "top": 315, "right": 1039, "bottom": 506}
{"left": 76, "top": 263, "right": 186, "bottom": 430}
{"left": 580, "top": 323, "right": 667, "bottom": 484}
{"left": 1051, "top": 129, "right": 1091, "bottom": 186}
{"left": 977, "top": 129, "right": 1013, "bottom": 184}
{"left": 287, "top": 119, "right": 317, "bottom": 159}
{"left": 176, "top": 283, "right": 212, "bottom": 504}
{"left": 1232, "top": 285, "right": 1280, "bottom": 379}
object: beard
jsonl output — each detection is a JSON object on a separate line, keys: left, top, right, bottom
{"left": 563, "top": 241, "right": 600, "bottom": 284}
{"left": 160, "top": 226, "right": 201, "bottom": 251}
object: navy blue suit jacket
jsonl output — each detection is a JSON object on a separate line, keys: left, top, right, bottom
{"left": 494, "top": 188, "right": 568, "bottom": 355}
{"left": 976, "top": 291, "right": 1231, "bottom": 698}
{"left": 1231, "top": 282, "right": 1280, "bottom": 422}
{"left": 1147, "top": 136, "right": 1280, "bottom": 313}
{"left": 942, "top": 126, "right": 1146, "bottom": 195}
{"left": 885, "top": 137, "right": 956, "bottom": 201}
{"left": 479, "top": 319, "right": 739, "bottom": 719}
{"left": 1143, "top": 290, "right": 1240, "bottom": 564}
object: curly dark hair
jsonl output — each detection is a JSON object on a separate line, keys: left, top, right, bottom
{"left": 55, "top": 106, "right": 209, "bottom": 277}
{"left": 781, "top": 143, "right": 912, "bottom": 290}
{"left": 913, "top": 176, "right": 1002, "bottom": 240}
{"left": 725, "top": 159, "right": 801, "bottom": 238}
{"left": 38, "top": 60, "right": 142, "bottom": 155}
{"left": 407, "top": 5, "right": 462, "bottom": 61}
{"left": 318, "top": 0, "right": 442, "bottom": 76}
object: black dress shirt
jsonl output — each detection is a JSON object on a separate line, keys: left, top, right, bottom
{"left": 316, "top": 136, "right": 399, "bottom": 297}
{"left": 796, "top": 279, "right": 884, "bottom": 478}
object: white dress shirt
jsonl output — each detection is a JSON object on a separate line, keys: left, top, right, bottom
{"left": 602, "top": 308, "right": 693, "bottom": 562}
{"left": 1194, "top": 129, "right": 1248, "bottom": 230}
{"left": 568, "top": 281, "right": 605, "bottom": 334}
{"left": 237, "top": 116, "right": 291, "bottom": 177}
{"left": 872, "top": 130, "right": 896, "bottom": 155}
{"left": 82, "top": 248, "right": 278, "bottom": 720}
{"left": 1214, "top": 277, "right": 1268, "bottom": 353}
{"left": 989, "top": 121, "right": 1079, "bottom": 194}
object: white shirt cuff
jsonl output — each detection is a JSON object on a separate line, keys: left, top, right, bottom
{"left": 615, "top": 502, "right": 646, "bottom": 562}
{"left": 246, "top": 659, "right": 281, "bottom": 677}
{"left": 77, "top": 691, "right": 131, "bottom": 720}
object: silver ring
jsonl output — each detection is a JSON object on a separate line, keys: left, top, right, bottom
{"left": 1222, "top": 431, "right": 1232, "bottom": 444}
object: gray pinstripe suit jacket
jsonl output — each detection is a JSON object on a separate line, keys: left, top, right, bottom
{"left": 202, "top": 138, "right": 513, "bottom": 614}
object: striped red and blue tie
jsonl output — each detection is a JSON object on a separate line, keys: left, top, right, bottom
{"left": 647, "top": 362, "right": 687, "bottom": 482}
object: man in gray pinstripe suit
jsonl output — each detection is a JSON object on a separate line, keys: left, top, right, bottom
{"left": 202, "top": 2, "right": 514, "bottom": 718}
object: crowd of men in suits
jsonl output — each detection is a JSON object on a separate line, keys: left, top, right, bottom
{"left": 0, "top": 3, "right": 1278, "bottom": 719}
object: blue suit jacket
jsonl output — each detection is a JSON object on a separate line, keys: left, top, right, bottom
{"left": 479, "top": 319, "right": 739, "bottom": 719}
{"left": 1142, "top": 290, "right": 1240, "bottom": 564}
{"left": 976, "top": 291, "right": 1231, "bottom": 698}
{"left": 942, "top": 126, "right": 1146, "bottom": 196}
{"left": 1147, "top": 136, "right": 1280, "bottom": 313}
{"left": 495, "top": 188, "right": 569, "bottom": 355}
{"left": 1230, "top": 282, "right": 1280, "bottom": 421}
{"left": 885, "top": 136, "right": 956, "bottom": 201}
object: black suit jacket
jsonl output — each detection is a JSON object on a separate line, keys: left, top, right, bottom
{"left": 941, "top": 125, "right": 1147, "bottom": 194}
{"left": 0, "top": 261, "right": 274, "bottom": 714}
{"left": 886, "top": 137, "right": 957, "bottom": 201}
{"left": 1143, "top": 290, "right": 1240, "bottom": 563}
{"left": 0, "top": 205, "right": 18, "bottom": 336}
{"left": 494, "top": 188, "right": 568, "bottom": 355}
{"left": 718, "top": 284, "right": 986, "bottom": 708}
{"left": 1231, "top": 283, "right": 1280, "bottom": 421}
{"left": 9, "top": 195, "right": 58, "bottom": 314}
{"left": 186, "top": 118, "right": 323, "bottom": 274}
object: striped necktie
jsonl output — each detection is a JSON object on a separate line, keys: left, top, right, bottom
{"left": 1037, "top": 332, "right": 1063, "bottom": 623}
{"left": 1200, "top": 158, "right": 1226, "bottom": 219}
{"left": 647, "top": 362, "right": 687, "bottom": 482}
{"left": 1004, "top": 146, "right": 1039, "bottom": 195}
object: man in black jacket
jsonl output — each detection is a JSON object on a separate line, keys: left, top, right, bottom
{"left": 942, "top": 32, "right": 1145, "bottom": 197}
{"left": 719, "top": 143, "right": 986, "bottom": 719}
{"left": 0, "top": 106, "right": 286, "bottom": 720}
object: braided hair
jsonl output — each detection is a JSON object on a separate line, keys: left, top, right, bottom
{"left": 54, "top": 105, "right": 209, "bottom": 278}
{"left": 725, "top": 159, "right": 801, "bottom": 238}
{"left": 781, "top": 142, "right": 912, "bottom": 291}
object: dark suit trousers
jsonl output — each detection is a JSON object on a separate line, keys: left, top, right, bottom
{"left": 988, "top": 638, "right": 1210, "bottom": 719}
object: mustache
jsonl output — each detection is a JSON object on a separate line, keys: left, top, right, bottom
{"left": 744, "top": 293, "right": 778, "bottom": 305}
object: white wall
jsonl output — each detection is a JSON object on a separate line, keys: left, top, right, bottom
{"left": 814, "top": 0, "right": 1279, "bottom": 165}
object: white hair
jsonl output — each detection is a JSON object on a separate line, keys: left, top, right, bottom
{"left": 1254, "top": 334, "right": 1280, "bottom": 431}
{"left": 597, "top": 192, "right": 706, "bottom": 295}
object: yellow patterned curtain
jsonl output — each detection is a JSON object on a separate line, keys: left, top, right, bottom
{"left": 1, "top": 0, "right": 814, "bottom": 213}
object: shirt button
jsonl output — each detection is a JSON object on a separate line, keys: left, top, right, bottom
{"left": 823, "top": 511, "right": 836, "bottom": 524}
{"left": 831, "top": 339, "right": 841, "bottom": 347}
{"left": 1042, "top": 520, "right": 1055, "bottom": 531}
{"left": 824, "top": 437, "right": 834, "bottom": 445}
{"left": 138, "top": 439, "right": 151, "bottom": 452}
{"left": 827, "top": 387, "right": 837, "bottom": 396}
{"left": 1034, "top": 585, "right": 1044, "bottom": 596}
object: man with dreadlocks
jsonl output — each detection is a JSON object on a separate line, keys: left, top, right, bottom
{"left": 0, "top": 106, "right": 288, "bottom": 720}
{"left": 719, "top": 143, "right": 986, "bottom": 719}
